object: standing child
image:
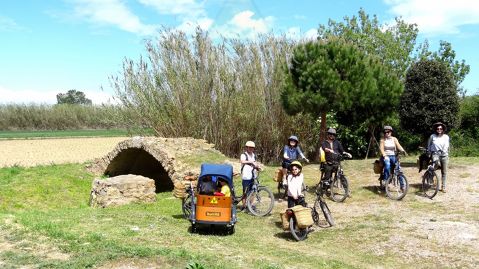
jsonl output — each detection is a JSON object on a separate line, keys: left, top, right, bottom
{"left": 240, "top": 141, "right": 260, "bottom": 209}
{"left": 282, "top": 135, "right": 309, "bottom": 184}
{"left": 286, "top": 161, "right": 306, "bottom": 208}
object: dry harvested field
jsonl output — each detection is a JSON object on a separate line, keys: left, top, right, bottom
{"left": 0, "top": 137, "right": 128, "bottom": 167}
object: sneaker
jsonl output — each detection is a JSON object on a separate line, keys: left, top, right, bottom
{"left": 441, "top": 188, "right": 446, "bottom": 193}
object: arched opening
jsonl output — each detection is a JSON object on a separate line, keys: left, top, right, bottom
{"left": 104, "top": 148, "right": 173, "bottom": 192}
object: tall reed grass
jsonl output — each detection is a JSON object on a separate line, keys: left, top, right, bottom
{"left": 0, "top": 104, "right": 124, "bottom": 130}
{"left": 112, "top": 28, "right": 320, "bottom": 163}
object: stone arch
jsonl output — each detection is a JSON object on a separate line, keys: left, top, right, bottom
{"left": 88, "top": 137, "right": 230, "bottom": 194}
{"left": 104, "top": 148, "right": 173, "bottom": 192}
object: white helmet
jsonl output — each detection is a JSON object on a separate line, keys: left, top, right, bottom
{"left": 245, "top": 141, "right": 255, "bottom": 148}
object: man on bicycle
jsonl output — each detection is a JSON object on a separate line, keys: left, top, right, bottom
{"left": 321, "top": 128, "right": 351, "bottom": 189}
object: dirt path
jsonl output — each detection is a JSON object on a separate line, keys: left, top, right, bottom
{"left": 0, "top": 137, "right": 128, "bottom": 167}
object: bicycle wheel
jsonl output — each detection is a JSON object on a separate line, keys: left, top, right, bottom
{"left": 385, "top": 174, "right": 408, "bottom": 200}
{"left": 330, "top": 175, "right": 349, "bottom": 202}
{"left": 246, "top": 187, "right": 274, "bottom": 217}
{"left": 313, "top": 199, "right": 334, "bottom": 227}
{"left": 289, "top": 216, "right": 309, "bottom": 241}
{"left": 422, "top": 170, "right": 439, "bottom": 199}
{"left": 182, "top": 193, "right": 193, "bottom": 219}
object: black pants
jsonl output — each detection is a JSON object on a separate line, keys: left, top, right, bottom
{"left": 323, "top": 163, "right": 348, "bottom": 190}
{"left": 288, "top": 196, "right": 306, "bottom": 208}
{"left": 323, "top": 163, "right": 338, "bottom": 182}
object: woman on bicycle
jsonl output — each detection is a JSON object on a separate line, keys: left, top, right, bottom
{"left": 427, "top": 122, "right": 450, "bottom": 193}
{"left": 281, "top": 135, "right": 309, "bottom": 183}
{"left": 380, "top": 126, "right": 407, "bottom": 188}
{"left": 286, "top": 161, "right": 306, "bottom": 208}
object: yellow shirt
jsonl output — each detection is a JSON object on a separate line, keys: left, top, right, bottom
{"left": 221, "top": 185, "right": 231, "bottom": 197}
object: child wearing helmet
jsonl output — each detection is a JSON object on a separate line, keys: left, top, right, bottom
{"left": 240, "top": 141, "right": 260, "bottom": 208}
{"left": 282, "top": 135, "right": 309, "bottom": 183}
{"left": 286, "top": 161, "right": 306, "bottom": 208}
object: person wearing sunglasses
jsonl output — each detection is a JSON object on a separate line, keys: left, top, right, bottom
{"left": 427, "top": 122, "right": 450, "bottom": 193}
{"left": 379, "top": 126, "right": 407, "bottom": 188}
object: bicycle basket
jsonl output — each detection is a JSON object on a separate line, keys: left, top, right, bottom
{"left": 280, "top": 212, "right": 290, "bottom": 230}
{"left": 291, "top": 205, "right": 313, "bottom": 228}
{"left": 373, "top": 160, "right": 383, "bottom": 174}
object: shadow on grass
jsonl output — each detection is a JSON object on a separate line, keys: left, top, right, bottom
{"left": 188, "top": 224, "right": 234, "bottom": 236}
{"left": 362, "top": 185, "right": 384, "bottom": 197}
{"left": 172, "top": 214, "right": 185, "bottom": 219}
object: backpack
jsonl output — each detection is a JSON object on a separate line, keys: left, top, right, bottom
{"left": 241, "top": 152, "right": 255, "bottom": 179}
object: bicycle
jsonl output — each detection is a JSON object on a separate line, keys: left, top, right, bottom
{"left": 418, "top": 147, "right": 440, "bottom": 199}
{"left": 316, "top": 152, "right": 352, "bottom": 202}
{"left": 286, "top": 185, "right": 334, "bottom": 241}
{"left": 380, "top": 151, "right": 408, "bottom": 200}
{"left": 233, "top": 168, "right": 275, "bottom": 217}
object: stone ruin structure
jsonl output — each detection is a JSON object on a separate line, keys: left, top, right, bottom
{"left": 88, "top": 137, "right": 239, "bottom": 204}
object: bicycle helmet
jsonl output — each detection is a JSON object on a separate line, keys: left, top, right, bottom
{"left": 245, "top": 141, "right": 255, "bottom": 148}
{"left": 288, "top": 135, "right": 299, "bottom": 142}
{"left": 383, "top": 125, "right": 393, "bottom": 132}
{"left": 433, "top": 122, "right": 447, "bottom": 132}
{"left": 326, "top": 128, "right": 336, "bottom": 135}
{"left": 290, "top": 161, "right": 302, "bottom": 170}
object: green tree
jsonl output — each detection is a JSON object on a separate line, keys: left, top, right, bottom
{"left": 399, "top": 59, "right": 459, "bottom": 140}
{"left": 417, "top": 40, "right": 470, "bottom": 95}
{"left": 459, "top": 95, "right": 479, "bottom": 138}
{"left": 56, "top": 89, "right": 92, "bottom": 105}
{"left": 281, "top": 39, "right": 403, "bottom": 153}
{"left": 317, "top": 8, "right": 419, "bottom": 80}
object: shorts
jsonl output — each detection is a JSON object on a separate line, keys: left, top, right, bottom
{"left": 242, "top": 179, "right": 253, "bottom": 194}
{"left": 281, "top": 160, "right": 292, "bottom": 169}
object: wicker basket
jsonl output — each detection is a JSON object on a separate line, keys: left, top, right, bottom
{"left": 280, "top": 212, "right": 290, "bottom": 230}
{"left": 291, "top": 205, "right": 313, "bottom": 228}
{"left": 373, "top": 160, "right": 383, "bottom": 174}
{"left": 274, "top": 168, "right": 283, "bottom": 182}
{"left": 173, "top": 181, "right": 197, "bottom": 199}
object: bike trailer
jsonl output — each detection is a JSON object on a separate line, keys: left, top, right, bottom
{"left": 190, "top": 163, "right": 237, "bottom": 229}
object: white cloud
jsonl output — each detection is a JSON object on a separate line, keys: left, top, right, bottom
{"left": 72, "top": 0, "right": 157, "bottom": 35}
{"left": 0, "top": 85, "right": 114, "bottom": 105}
{"left": 0, "top": 16, "right": 25, "bottom": 32}
{"left": 214, "top": 10, "right": 274, "bottom": 39}
{"left": 385, "top": 0, "right": 479, "bottom": 35}
{"left": 139, "top": 0, "right": 206, "bottom": 18}
{"left": 285, "top": 27, "right": 318, "bottom": 41}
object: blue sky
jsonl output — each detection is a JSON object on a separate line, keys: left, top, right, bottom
{"left": 1, "top": 0, "right": 478, "bottom": 104}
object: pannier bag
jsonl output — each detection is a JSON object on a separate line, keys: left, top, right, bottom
{"left": 280, "top": 211, "right": 290, "bottom": 230}
{"left": 373, "top": 160, "right": 383, "bottom": 174}
{"left": 291, "top": 205, "right": 313, "bottom": 228}
{"left": 320, "top": 148, "right": 326, "bottom": 163}
{"left": 274, "top": 168, "right": 283, "bottom": 182}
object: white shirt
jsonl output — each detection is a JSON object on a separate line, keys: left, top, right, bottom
{"left": 287, "top": 173, "right": 304, "bottom": 199}
{"left": 240, "top": 152, "right": 256, "bottom": 180}
{"left": 428, "top": 134, "right": 450, "bottom": 156}
{"left": 383, "top": 137, "right": 396, "bottom": 156}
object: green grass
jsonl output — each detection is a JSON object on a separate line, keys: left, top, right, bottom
{"left": 0, "top": 129, "right": 156, "bottom": 139}
{"left": 1, "top": 159, "right": 478, "bottom": 268}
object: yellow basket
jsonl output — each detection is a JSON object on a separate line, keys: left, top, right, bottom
{"left": 291, "top": 205, "right": 313, "bottom": 228}
{"left": 280, "top": 212, "right": 290, "bottom": 230}
{"left": 274, "top": 168, "right": 283, "bottom": 182}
